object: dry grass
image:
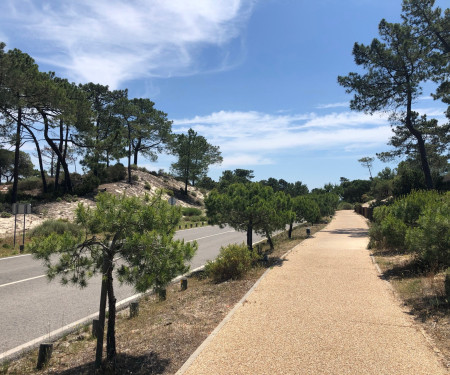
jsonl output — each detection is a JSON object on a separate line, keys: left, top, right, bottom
{"left": 1, "top": 223, "right": 326, "bottom": 375}
{"left": 373, "top": 249, "right": 450, "bottom": 366}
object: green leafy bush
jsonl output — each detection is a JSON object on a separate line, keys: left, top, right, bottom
{"left": 370, "top": 190, "right": 449, "bottom": 269}
{"left": 74, "top": 173, "right": 100, "bottom": 196}
{"left": 105, "top": 163, "right": 126, "bottom": 182}
{"left": 30, "top": 219, "right": 82, "bottom": 238}
{"left": 182, "top": 207, "right": 202, "bottom": 217}
{"left": 205, "top": 243, "right": 257, "bottom": 282}
{"left": 405, "top": 199, "right": 449, "bottom": 269}
{"left": 144, "top": 181, "right": 151, "bottom": 190}
{"left": 0, "top": 212, "right": 12, "bottom": 218}
{"left": 338, "top": 202, "right": 353, "bottom": 210}
{"left": 18, "top": 177, "right": 42, "bottom": 191}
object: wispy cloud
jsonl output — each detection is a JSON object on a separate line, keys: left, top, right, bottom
{"left": 1, "top": 0, "right": 255, "bottom": 88}
{"left": 173, "top": 109, "right": 393, "bottom": 167}
{"left": 316, "top": 102, "right": 349, "bottom": 109}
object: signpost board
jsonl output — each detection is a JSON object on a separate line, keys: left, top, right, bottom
{"left": 13, "top": 203, "right": 32, "bottom": 250}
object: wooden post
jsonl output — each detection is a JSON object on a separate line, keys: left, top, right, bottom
{"left": 157, "top": 288, "right": 167, "bottom": 301}
{"left": 92, "top": 319, "right": 101, "bottom": 338}
{"left": 180, "top": 277, "right": 188, "bottom": 291}
{"left": 36, "top": 343, "right": 53, "bottom": 369}
{"left": 306, "top": 228, "right": 311, "bottom": 237}
{"left": 130, "top": 302, "right": 139, "bottom": 318}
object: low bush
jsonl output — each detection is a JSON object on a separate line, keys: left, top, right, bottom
{"left": 405, "top": 199, "right": 449, "bottom": 269}
{"left": 73, "top": 173, "right": 100, "bottom": 196}
{"left": 182, "top": 207, "right": 202, "bottom": 217}
{"left": 105, "top": 163, "right": 126, "bottom": 183}
{"left": 0, "top": 212, "right": 12, "bottom": 218}
{"left": 30, "top": 219, "right": 82, "bottom": 238}
{"left": 205, "top": 243, "right": 257, "bottom": 282}
{"left": 338, "top": 202, "right": 353, "bottom": 210}
{"left": 18, "top": 177, "right": 42, "bottom": 191}
{"left": 370, "top": 190, "right": 449, "bottom": 269}
{"left": 144, "top": 181, "right": 151, "bottom": 190}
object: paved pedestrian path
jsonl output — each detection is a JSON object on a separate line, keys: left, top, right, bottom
{"left": 178, "top": 210, "right": 447, "bottom": 374}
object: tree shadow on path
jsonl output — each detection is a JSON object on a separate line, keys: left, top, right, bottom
{"left": 322, "top": 228, "right": 369, "bottom": 238}
{"left": 54, "top": 351, "right": 170, "bottom": 375}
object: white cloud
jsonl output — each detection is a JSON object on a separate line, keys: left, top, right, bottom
{"left": 172, "top": 109, "right": 393, "bottom": 167}
{"left": 1, "top": 0, "right": 255, "bottom": 87}
{"left": 316, "top": 102, "right": 349, "bottom": 109}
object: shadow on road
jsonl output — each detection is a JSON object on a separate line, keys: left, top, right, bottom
{"left": 322, "top": 228, "right": 368, "bottom": 238}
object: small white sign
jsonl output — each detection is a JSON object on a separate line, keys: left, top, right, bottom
{"left": 12, "top": 203, "right": 32, "bottom": 214}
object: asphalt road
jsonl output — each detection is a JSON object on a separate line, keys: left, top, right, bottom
{"left": 0, "top": 225, "right": 265, "bottom": 358}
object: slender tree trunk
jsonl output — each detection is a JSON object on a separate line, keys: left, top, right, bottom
{"left": 40, "top": 111, "right": 73, "bottom": 192}
{"left": 133, "top": 139, "right": 140, "bottom": 165}
{"left": 405, "top": 92, "right": 433, "bottom": 189}
{"left": 106, "top": 264, "right": 116, "bottom": 370}
{"left": 11, "top": 106, "right": 22, "bottom": 204}
{"left": 22, "top": 123, "right": 47, "bottom": 194}
{"left": 288, "top": 221, "right": 293, "bottom": 239}
{"left": 265, "top": 229, "right": 274, "bottom": 250}
{"left": 94, "top": 257, "right": 108, "bottom": 370}
{"left": 54, "top": 119, "right": 64, "bottom": 191}
{"left": 127, "top": 124, "right": 132, "bottom": 184}
{"left": 247, "top": 221, "right": 253, "bottom": 251}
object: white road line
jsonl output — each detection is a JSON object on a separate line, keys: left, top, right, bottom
{"left": 0, "top": 254, "right": 31, "bottom": 261}
{"left": 185, "top": 230, "right": 235, "bottom": 243}
{"left": 0, "top": 274, "right": 47, "bottom": 289}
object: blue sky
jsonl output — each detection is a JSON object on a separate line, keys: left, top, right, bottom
{"left": 0, "top": 0, "right": 447, "bottom": 189}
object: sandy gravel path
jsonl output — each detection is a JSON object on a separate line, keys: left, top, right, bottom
{"left": 178, "top": 210, "right": 447, "bottom": 374}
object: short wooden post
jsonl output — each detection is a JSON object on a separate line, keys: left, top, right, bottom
{"left": 180, "top": 277, "right": 188, "bottom": 291}
{"left": 92, "top": 319, "right": 101, "bottom": 338}
{"left": 445, "top": 269, "right": 450, "bottom": 298}
{"left": 130, "top": 302, "right": 139, "bottom": 318}
{"left": 158, "top": 288, "right": 167, "bottom": 301}
{"left": 306, "top": 228, "right": 311, "bottom": 237}
{"left": 19, "top": 245, "right": 24, "bottom": 253}
{"left": 190, "top": 223, "right": 193, "bottom": 228}
{"left": 36, "top": 343, "right": 53, "bottom": 369}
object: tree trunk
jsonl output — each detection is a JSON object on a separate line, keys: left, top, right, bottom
{"left": 11, "top": 106, "right": 22, "bottom": 204}
{"left": 54, "top": 119, "right": 64, "bottom": 192}
{"left": 133, "top": 139, "right": 140, "bottom": 165}
{"left": 288, "top": 221, "right": 293, "bottom": 239}
{"left": 22, "top": 123, "right": 47, "bottom": 194}
{"left": 40, "top": 111, "right": 73, "bottom": 192}
{"left": 94, "top": 258, "right": 108, "bottom": 370}
{"left": 265, "top": 229, "right": 274, "bottom": 250}
{"left": 106, "top": 258, "right": 116, "bottom": 370}
{"left": 127, "top": 123, "right": 132, "bottom": 184}
{"left": 405, "top": 92, "right": 433, "bottom": 189}
{"left": 247, "top": 221, "right": 253, "bottom": 251}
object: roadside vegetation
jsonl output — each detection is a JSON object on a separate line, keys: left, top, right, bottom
{"left": 0, "top": 222, "right": 327, "bottom": 375}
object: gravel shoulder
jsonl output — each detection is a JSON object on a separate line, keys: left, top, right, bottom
{"left": 179, "top": 210, "right": 448, "bottom": 375}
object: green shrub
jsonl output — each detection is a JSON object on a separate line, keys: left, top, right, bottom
{"left": 105, "top": 163, "right": 126, "bottom": 182}
{"left": 205, "top": 243, "right": 257, "bottom": 282}
{"left": 182, "top": 207, "right": 202, "bottom": 217}
{"left": 405, "top": 199, "right": 449, "bottom": 269}
{"left": 30, "top": 219, "right": 82, "bottom": 238}
{"left": 18, "top": 177, "right": 42, "bottom": 191}
{"left": 144, "top": 181, "right": 151, "bottom": 190}
{"left": 74, "top": 173, "right": 100, "bottom": 196}
{"left": 338, "top": 202, "right": 353, "bottom": 210}
{"left": 390, "top": 190, "right": 441, "bottom": 226}
{"left": 132, "top": 174, "right": 139, "bottom": 182}
{"left": 0, "top": 212, "right": 12, "bottom": 218}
